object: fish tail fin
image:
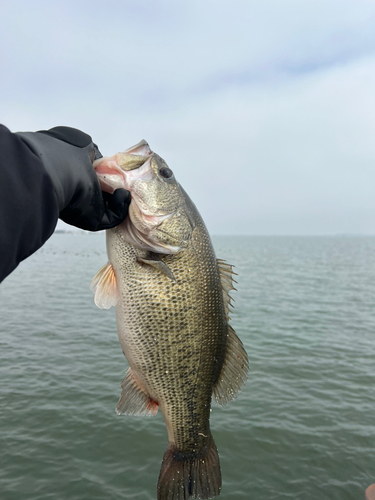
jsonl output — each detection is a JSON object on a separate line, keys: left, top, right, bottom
{"left": 157, "top": 435, "right": 221, "bottom": 499}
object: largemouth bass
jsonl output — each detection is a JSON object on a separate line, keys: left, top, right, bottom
{"left": 91, "top": 141, "right": 248, "bottom": 500}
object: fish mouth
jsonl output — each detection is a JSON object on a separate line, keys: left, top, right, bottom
{"left": 93, "top": 149, "right": 154, "bottom": 194}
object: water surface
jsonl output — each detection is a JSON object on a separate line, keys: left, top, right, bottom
{"left": 1, "top": 234, "right": 375, "bottom": 499}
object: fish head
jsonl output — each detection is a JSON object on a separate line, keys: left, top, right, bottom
{"left": 93, "top": 141, "right": 194, "bottom": 254}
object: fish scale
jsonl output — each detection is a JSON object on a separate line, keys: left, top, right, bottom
{"left": 108, "top": 210, "right": 225, "bottom": 450}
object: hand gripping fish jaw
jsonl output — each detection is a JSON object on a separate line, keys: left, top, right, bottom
{"left": 93, "top": 141, "right": 194, "bottom": 255}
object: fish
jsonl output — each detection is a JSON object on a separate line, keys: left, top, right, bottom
{"left": 90, "top": 140, "right": 248, "bottom": 500}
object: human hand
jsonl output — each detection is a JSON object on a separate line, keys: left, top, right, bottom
{"left": 17, "top": 126, "right": 131, "bottom": 231}
{"left": 366, "top": 484, "right": 375, "bottom": 499}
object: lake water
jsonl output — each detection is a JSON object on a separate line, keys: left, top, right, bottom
{"left": 1, "top": 233, "right": 375, "bottom": 500}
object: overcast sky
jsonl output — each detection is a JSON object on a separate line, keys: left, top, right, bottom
{"left": 1, "top": 0, "right": 375, "bottom": 235}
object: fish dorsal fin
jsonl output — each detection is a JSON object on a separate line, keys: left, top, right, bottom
{"left": 213, "top": 259, "right": 249, "bottom": 406}
{"left": 216, "top": 258, "right": 237, "bottom": 321}
{"left": 90, "top": 262, "right": 119, "bottom": 309}
{"left": 213, "top": 325, "right": 249, "bottom": 406}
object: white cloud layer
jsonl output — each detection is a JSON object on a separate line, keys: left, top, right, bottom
{"left": 1, "top": 0, "right": 375, "bottom": 234}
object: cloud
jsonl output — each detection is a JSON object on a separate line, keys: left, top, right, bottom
{"left": 2, "top": 0, "right": 375, "bottom": 234}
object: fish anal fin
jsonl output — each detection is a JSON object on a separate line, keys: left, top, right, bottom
{"left": 90, "top": 262, "right": 119, "bottom": 310}
{"left": 137, "top": 254, "right": 176, "bottom": 282}
{"left": 213, "top": 324, "right": 249, "bottom": 406}
{"left": 116, "top": 368, "right": 158, "bottom": 417}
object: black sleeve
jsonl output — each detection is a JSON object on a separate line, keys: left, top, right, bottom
{"left": 0, "top": 124, "right": 59, "bottom": 282}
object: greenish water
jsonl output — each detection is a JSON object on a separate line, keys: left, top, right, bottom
{"left": 1, "top": 234, "right": 375, "bottom": 500}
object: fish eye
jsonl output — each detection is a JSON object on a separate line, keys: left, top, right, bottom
{"left": 159, "top": 167, "right": 174, "bottom": 179}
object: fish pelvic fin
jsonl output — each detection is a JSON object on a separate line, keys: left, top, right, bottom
{"left": 157, "top": 435, "right": 221, "bottom": 500}
{"left": 116, "top": 368, "right": 158, "bottom": 417}
{"left": 214, "top": 259, "right": 249, "bottom": 406}
{"left": 90, "top": 262, "right": 119, "bottom": 309}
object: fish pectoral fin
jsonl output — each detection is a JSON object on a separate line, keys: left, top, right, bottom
{"left": 137, "top": 254, "right": 176, "bottom": 282}
{"left": 90, "top": 262, "right": 119, "bottom": 310}
{"left": 213, "top": 324, "right": 249, "bottom": 406}
{"left": 116, "top": 368, "right": 158, "bottom": 417}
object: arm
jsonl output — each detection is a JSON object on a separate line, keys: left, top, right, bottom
{"left": 0, "top": 125, "right": 130, "bottom": 282}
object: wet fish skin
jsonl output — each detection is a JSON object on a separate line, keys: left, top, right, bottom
{"left": 109, "top": 196, "right": 223, "bottom": 497}
{"left": 92, "top": 144, "right": 248, "bottom": 499}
